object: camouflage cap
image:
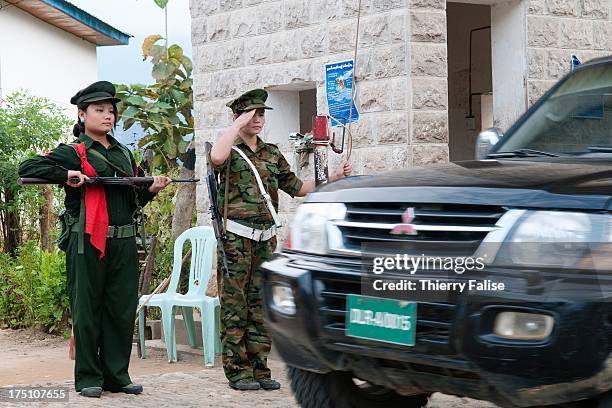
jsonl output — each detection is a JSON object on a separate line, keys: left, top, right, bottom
{"left": 226, "top": 89, "right": 273, "bottom": 114}
{"left": 70, "top": 81, "right": 121, "bottom": 105}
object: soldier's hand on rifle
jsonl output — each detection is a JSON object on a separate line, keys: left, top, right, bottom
{"left": 66, "top": 170, "right": 90, "bottom": 188}
{"left": 148, "top": 176, "right": 172, "bottom": 193}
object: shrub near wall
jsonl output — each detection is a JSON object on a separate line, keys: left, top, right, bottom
{"left": 0, "top": 241, "right": 69, "bottom": 335}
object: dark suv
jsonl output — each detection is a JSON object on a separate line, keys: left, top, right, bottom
{"left": 261, "top": 57, "right": 612, "bottom": 408}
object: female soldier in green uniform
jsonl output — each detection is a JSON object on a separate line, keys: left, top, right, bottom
{"left": 18, "top": 81, "right": 171, "bottom": 398}
{"left": 209, "top": 89, "right": 351, "bottom": 391}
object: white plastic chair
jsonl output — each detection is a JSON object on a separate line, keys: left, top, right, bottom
{"left": 138, "top": 226, "right": 221, "bottom": 367}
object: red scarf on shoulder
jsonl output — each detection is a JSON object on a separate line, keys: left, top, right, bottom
{"left": 73, "top": 143, "right": 108, "bottom": 259}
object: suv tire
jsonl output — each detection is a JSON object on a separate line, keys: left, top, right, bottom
{"left": 288, "top": 367, "right": 430, "bottom": 408}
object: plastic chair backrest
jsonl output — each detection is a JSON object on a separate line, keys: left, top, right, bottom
{"left": 166, "top": 226, "right": 217, "bottom": 296}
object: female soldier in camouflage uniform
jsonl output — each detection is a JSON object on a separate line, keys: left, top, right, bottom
{"left": 19, "top": 81, "right": 171, "bottom": 398}
{"left": 209, "top": 89, "right": 351, "bottom": 391}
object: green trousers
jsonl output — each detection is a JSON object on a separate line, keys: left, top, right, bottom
{"left": 66, "top": 233, "right": 139, "bottom": 391}
{"left": 216, "top": 231, "right": 277, "bottom": 383}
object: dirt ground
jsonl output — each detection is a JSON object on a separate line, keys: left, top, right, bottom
{"left": 0, "top": 328, "right": 498, "bottom": 407}
{"left": 0, "top": 328, "right": 205, "bottom": 385}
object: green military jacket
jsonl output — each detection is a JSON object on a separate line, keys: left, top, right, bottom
{"left": 18, "top": 133, "right": 156, "bottom": 226}
{"left": 211, "top": 136, "right": 303, "bottom": 228}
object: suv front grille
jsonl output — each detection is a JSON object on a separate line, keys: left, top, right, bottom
{"left": 332, "top": 203, "right": 505, "bottom": 257}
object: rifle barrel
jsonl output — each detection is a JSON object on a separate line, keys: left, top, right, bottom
{"left": 18, "top": 177, "right": 199, "bottom": 185}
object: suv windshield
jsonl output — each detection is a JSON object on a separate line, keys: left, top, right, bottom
{"left": 494, "top": 62, "right": 612, "bottom": 156}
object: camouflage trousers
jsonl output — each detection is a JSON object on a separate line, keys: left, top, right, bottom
{"left": 216, "top": 230, "right": 277, "bottom": 382}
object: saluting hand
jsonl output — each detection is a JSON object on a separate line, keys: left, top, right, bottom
{"left": 232, "top": 109, "right": 257, "bottom": 130}
{"left": 66, "top": 170, "right": 90, "bottom": 188}
{"left": 148, "top": 176, "right": 172, "bottom": 193}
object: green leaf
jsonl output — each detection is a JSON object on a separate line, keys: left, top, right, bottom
{"left": 168, "top": 45, "right": 183, "bottom": 61}
{"left": 152, "top": 154, "right": 164, "bottom": 169}
{"left": 147, "top": 104, "right": 161, "bottom": 114}
{"left": 149, "top": 45, "right": 165, "bottom": 63}
{"left": 148, "top": 113, "right": 164, "bottom": 132}
{"left": 154, "top": 0, "right": 169, "bottom": 9}
{"left": 145, "top": 91, "right": 161, "bottom": 101}
{"left": 166, "top": 113, "right": 180, "bottom": 125}
{"left": 169, "top": 58, "right": 182, "bottom": 70}
{"left": 163, "top": 138, "right": 177, "bottom": 159}
{"left": 179, "top": 78, "right": 193, "bottom": 91}
{"left": 121, "top": 105, "right": 139, "bottom": 121}
{"left": 164, "top": 78, "right": 178, "bottom": 88}
{"left": 182, "top": 55, "right": 193, "bottom": 75}
{"left": 126, "top": 96, "right": 146, "bottom": 106}
{"left": 152, "top": 62, "right": 176, "bottom": 81}
{"left": 177, "top": 140, "right": 188, "bottom": 154}
{"left": 123, "top": 118, "right": 136, "bottom": 130}
{"left": 157, "top": 102, "right": 173, "bottom": 110}
{"left": 171, "top": 89, "right": 187, "bottom": 106}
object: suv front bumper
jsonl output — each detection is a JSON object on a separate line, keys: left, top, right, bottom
{"left": 262, "top": 252, "right": 612, "bottom": 408}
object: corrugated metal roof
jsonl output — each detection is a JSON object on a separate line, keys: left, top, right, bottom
{"left": 5, "top": 0, "right": 131, "bottom": 46}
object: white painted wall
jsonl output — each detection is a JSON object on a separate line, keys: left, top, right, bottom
{"left": 491, "top": 0, "right": 528, "bottom": 132}
{"left": 263, "top": 90, "right": 301, "bottom": 152}
{"left": 0, "top": 1, "right": 98, "bottom": 115}
{"left": 447, "top": 2, "right": 492, "bottom": 162}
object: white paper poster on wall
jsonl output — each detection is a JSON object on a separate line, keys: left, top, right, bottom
{"left": 325, "top": 60, "right": 360, "bottom": 126}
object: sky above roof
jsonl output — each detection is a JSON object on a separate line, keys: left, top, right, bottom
{"left": 68, "top": 0, "right": 192, "bottom": 85}
{"left": 66, "top": 0, "right": 193, "bottom": 145}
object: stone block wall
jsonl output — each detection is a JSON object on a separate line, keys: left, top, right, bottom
{"left": 409, "top": 0, "right": 449, "bottom": 166}
{"left": 191, "top": 0, "right": 451, "bottom": 228}
{"left": 191, "top": 0, "right": 612, "bottom": 227}
{"left": 527, "top": 0, "right": 612, "bottom": 105}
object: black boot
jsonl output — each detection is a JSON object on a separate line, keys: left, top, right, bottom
{"left": 79, "top": 387, "right": 102, "bottom": 398}
{"left": 104, "top": 383, "right": 143, "bottom": 394}
{"left": 257, "top": 378, "right": 281, "bottom": 390}
{"left": 229, "top": 379, "right": 261, "bottom": 390}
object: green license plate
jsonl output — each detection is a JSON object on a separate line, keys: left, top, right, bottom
{"left": 346, "top": 294, "right": 417, "bottom": 346}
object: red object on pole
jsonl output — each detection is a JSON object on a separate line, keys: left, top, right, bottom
{"left": 312, "top": 115, "right": 329, "bottom": 143}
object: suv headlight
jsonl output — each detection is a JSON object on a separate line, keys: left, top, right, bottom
{"left": 490, "top": 211, "right": 610, "bottom": 269}
{"left": 288, "top": 203, "right": 346, "bottom": 255}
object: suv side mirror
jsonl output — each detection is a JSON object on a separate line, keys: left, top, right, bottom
{"left": 475, "top": 128, "right": 503, "bottom": 160}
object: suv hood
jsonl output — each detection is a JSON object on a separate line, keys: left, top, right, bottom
{"left": 310, "top": 159, "right": 612, "bottom": 210}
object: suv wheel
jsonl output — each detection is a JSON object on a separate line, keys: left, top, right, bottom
{"left": 288, "top": 367, "right": 430, "bottom": 408}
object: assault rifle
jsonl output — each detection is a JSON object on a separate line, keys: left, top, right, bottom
{"left": 204, "top": 142, "right": 230, "bottom": 279}
{"left": 18, "top": 177, "right": 199, "bottom": 186}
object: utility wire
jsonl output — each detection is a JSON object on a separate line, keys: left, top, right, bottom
{"left": 344, "top": 0, "right": 362, "bottom": 162}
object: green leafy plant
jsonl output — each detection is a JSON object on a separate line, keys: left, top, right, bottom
{"left": 115, "top": 37, "right": 193, "bottom": 172}
{"left": 0, "top": 241, "right": 69, "bottom": 334}
{"left": 0, "top": 91, "right": 71, "bottom": 254}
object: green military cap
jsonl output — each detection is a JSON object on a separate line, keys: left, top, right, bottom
{"left": 70, "top": 80, "right": 121, "bottom": 105}
{"left": 226, "top": 89, "right": 273, "bottom": 114}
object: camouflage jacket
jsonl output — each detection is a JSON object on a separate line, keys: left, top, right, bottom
{"left": 210, "top": 136, "right": 303, "bottom": 228}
